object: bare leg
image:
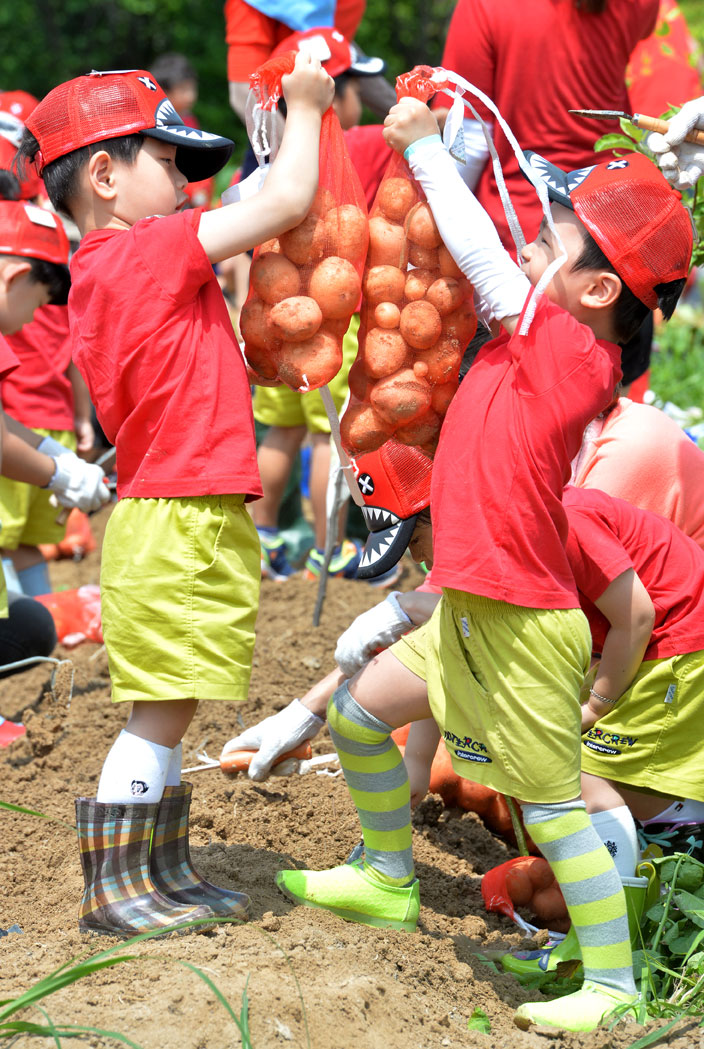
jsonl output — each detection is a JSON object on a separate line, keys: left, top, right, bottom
{"left": 347, "top": 648, "right": 433, "bottom": 725}
{"left": 127, "top": 698, "right": 199, "bottom": 748}
{"left": 251, "top": 424, "right": 306, "bottom": 530}
{"left": 582, "top": 770, "right": 677, "bottom": 821}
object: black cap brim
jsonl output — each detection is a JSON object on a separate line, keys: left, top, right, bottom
{"left": 356, "top": 508, "right": 418, "bottom": 579}
{"left": 523, "top": 150, "right": 596, "bottom": 212}
{"left": 348, "top": 43, "right": 385, "bottom": 77}
{"left": 142, "top": 127, "right": 234, "bottom": 182}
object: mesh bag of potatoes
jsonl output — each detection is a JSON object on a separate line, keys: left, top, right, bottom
{"left": 240, "top": 51, "right": 369, "bottom": 392}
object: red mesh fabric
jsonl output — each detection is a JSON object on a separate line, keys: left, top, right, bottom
{"left": 355, "top": 439, "right": 432, "bottom": 518}
{"left": 0, "top": 201, "right": 69, "bottom": 264}
{"left": 241, "top": 53, "right": 369, "bottom": 392}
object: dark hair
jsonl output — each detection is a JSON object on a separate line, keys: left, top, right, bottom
{"left": 150, "top": 53, "right": 197, "bottom": 91}
{"left": 27, "top": 256, "right": 71, "bottom": 305}
{"left": 574, "top": 0, "right": 607, "bottom": 12}
{"left": 16, "top": 129, "right": 144, "bottom": 221}
{"left": 0, "top": 169, "right": 21, "bottom": 201}
{"left": 572, "top": 229, "right": 686, "bottom": 343}
{"left": 334, "top": 72, "right": 354, "bottom": 98}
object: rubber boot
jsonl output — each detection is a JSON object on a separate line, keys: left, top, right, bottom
{"left": 150, "top": 783, "right": 250, "bottom": 919}
{"left": 76, "top": 797, "right": 213, "bottom": 936}
{"left": 500, "top": 874, "right": 649, "bottom": 979}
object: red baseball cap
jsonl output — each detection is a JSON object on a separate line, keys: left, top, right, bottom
{"left": 0, "top": 90, "right": 43, "bottom": 198}
{"left": 0, "top": 90, "right": 39, "bottom": 126}
{"left": 271, "top": 27, "right": 385, "bottom": 80}
{"left": 524, "top": 151, "right": 692, "bottom": 309}
{"left": 26, "top": 70, "right": 234, "bottom": 182}
{"left": 354, "top": 440, "right": 432, "bottom": 579}
{"left": 0, "top": 201, "right": 69, "bottom": 265}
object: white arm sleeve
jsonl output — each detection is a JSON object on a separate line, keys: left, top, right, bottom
{"left": 406, "top": 135, "right": 531, "bottom": 323}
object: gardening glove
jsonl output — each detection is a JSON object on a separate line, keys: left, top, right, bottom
{"left": 220, "top": 698, "right": 324, "bottom": 782}
{"left": 334, "top": 591, "right": 412, "bottom": 677}
{"left": 45, "top": 451, "right": 111, "bottom": 513}
{"left": 648, "top": 97, "right": 704, "bottom": 190}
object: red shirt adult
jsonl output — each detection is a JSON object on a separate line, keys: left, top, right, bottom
{"left": 564, "top": 485, "right": 704, "bottom": 660}
{"left": 69, "top": 209, "right": 261, "bottom": 501}
{"left": 0, "top": 335, "right": 19, "bottom": 383}
{"left": 436, "top": 0, "right": 658, "bottom": 249}
{"left": 3, "top": 305, "right": 74, "bottom": 430}
{"left": 430, "top": 296, "right": 621, "bottom": 608}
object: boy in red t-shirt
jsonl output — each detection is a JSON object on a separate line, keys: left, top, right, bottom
{"left": 18, "top": 57, "right": 335, "bottom": 937}
{"left": 274, "top": 98, "right": 692, "bottom": 1031}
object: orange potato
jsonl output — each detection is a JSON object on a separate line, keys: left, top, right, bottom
{"left": 394, "top": 408, "right": 441, "bottom": 447}
{"left": 243, "top": 340, "right": 280, "bottom": 381}
{"left": 368, "top": 216, "right": 409, "bottom": 268}
{"left": 443, "top": 301, "right": 478, "bottom": 346}
{"left": 340, "top": 401, "right": 393, "bottom": 454}
{"left": 505, "top": 867, "right": 533, "bottom": 908}
{"left": 399, "top": 300, "right": 443, "bottom": 350}
{"left": 259, "top": 238, "right": 281, "bottom": 254}
{"left": 426, "top": 277, "right": 464, "bottom": 316}
{"left": 415, "top": 336, "right": 462, "bottom": 385}
{"left": 251, "top": 252, "right": 300, "bottom": 304}
{"left": 376, "top": 177, "right": 417, "bottom": 222}
{"left": 406, "top": 201, "right": 441, "bottom": 249}
{"left": 321, "top": 317, "right": 351, "bottom": 339}
{"left": 240, "top": 298, "right": 280, "bottom": 354}
{"left": 374, "top": 301, "right": 401, "bottom": 329}
{"left": 430, "top": 381, "right": 457, "bottom": 416}
{"left": 324, "top": 204, "right": 368, "bottom": 263}
{"left": 312, "top": 187, "right": 336, "bottom": 214}
{"left": 279, "top": 211, "right": 326, "bottom": 266}
{"left": 524, "top": 858, "right": 555, "bottom": 891}
{"left": 370, "top": 367, "right": 432, "bottom": 426}
{"left": 361, "top": 327, "right": 409, "bottom": 378}
{"left": 438, "top": 243, "right": 463, "bottom": 279}
{"left": 404, "top": 268, "right": 435, "bottom": 301}
{"left": 219, "top": 742, "right": 312, "bottom": 774}
{"left": 347, "top": 358, "right": 372, "bottom": 401}
{"left": 408, "top": 242, "right": 439, "bottom": 270}
{"left": 364, "top": 265, "right": 406, "bottom": 306}
{"left": 270, "top": 295, "right": 323, "bottom": 342}
{"left": 309, "top": 256, "right": 362, "bottom": 319}
{"left": 531, "top": 886, "right": 568, "bottom": 923}
{"left": 246, "top": 366, "right": 282, "bottom": 388}
{"left": 413, "top": 360, "right": 429, "bottom": 379}
{"left": 278, "top": 331, "right": 342, "bottom": 390}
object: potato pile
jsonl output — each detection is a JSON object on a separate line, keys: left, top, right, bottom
{"left": 241, "top": 187, "right": 368, "bottom": 392}
{"left": 341, "top": 161, "right": 477, "bottom": 458}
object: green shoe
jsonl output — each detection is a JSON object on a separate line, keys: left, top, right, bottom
{"left": 275, "top": 863, "right": 419, "bottom": 932}
{"left": 514, "top": 980, "right": 637, "bottom": 1032}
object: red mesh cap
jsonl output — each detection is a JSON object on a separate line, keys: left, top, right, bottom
{"left": 0, "top": 137, "right": 43, "bottom": 200}
{"left": 270, "top": 27, "right": 384, "bottom": 79}
{"left": 26, "top": 70, "right": 234, "bottom": 182}
{"left": 0, "top": 201, "right": 69, "bottom": 264}
{"left": 0, "top": 91, "right": 42, "bottom": 198}
{"left": 524, "top": 151, "right": 692, "bottom": 309}
{"left": 355, "top": 440, "right": 432, "bottom": 579}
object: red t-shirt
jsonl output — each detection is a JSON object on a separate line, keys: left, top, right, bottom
{"left": 69, "top": 209, "right": 262, "bottom": 501}
{"left": 430, "top": 296, "right": 622, "bottom": 608}
{"left": 3, "top": 305, "right": 74, "bottom": 430}
{"left": 564, "top": 485, "right": 704, "bottom": 660}
{"left": 0, "top": 335, "right": 19, "bottom": 383}
{"left": 436, "top": 0, "right": 658, "bottom": 249}
{"left": 344, "top": 124, "right": 393, "bottom": 210}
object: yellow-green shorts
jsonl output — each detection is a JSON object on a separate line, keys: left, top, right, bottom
{"left": 0, "top": 428, "right": 76, "bottom": 548}
{"left": 100, "top": 494, "right": 260, "bottom": 704}
{"left": 581, "top": 650, "right": 704, "bottom": 802}
{"left": 391, "top": 590, "right": 591, "bottom": 803}
{"left": 252, "top": 314, "right": 359, "bottom": 432}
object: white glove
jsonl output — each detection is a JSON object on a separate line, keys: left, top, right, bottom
{"left": 46, "top": 452, "right": 111, "bottom": 512}
{"left": 220, "top": 698, "right": 324, "bottom": 781}
{"left": 334, "top": 591, "right": 412, "bottom": 677}
{"left": 648, "top": 97, "right": 704, "bottom": 190}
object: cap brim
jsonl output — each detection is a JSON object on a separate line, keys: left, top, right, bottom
{"left": 523, "top": 150, "right": 595, "bottom": 212}
{"left": 356, "top": 507, "right": 418, "bottom": 579}
{"left": 142, "top": 127, "right": 234, "bottom": 181}
{"left": 348, "top": 43, "right": 385, "bottom": 77}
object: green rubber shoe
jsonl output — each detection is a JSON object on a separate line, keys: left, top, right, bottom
{"left": 514, "top": 980, "right": 637, "bottom": 1032}
{"left": 275, "top": 863, "right": 419, "bottom": 932}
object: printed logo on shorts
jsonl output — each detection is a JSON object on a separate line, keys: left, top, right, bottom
{"left": 130, "top": 779, "right": 149, "bottom": 796}
{"left": 583, "top": 727, "right": 638, "bottom": 756}
{"left": 444, "top": 730, "right": 493, "bottom": 764}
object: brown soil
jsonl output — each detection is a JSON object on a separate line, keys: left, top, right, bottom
{"left": 0, "top": 505, "right": 694, "bottom": 1048}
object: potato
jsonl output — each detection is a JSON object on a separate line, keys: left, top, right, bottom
{"left": 270, "top": 295, "right": 323, "bottom": 342}
{"left": 324, "top": 204, "right": 367, "bottom": 263}
{"left": 430, "top": 381, "right": 457, "bottom": 416}
{"left": 374, "top": 301, "right": 401, "bottom": 329}
{"left": 394, "top": 408, "right": 441, "bottom": 447}
{"left": 340, "top": 401, "right": 393, "bottom": 454}
{"left": 364, "top": 265, "right": 406, "bottom": 306}
{"left": 312, "top": 187, "right": 336, "bottom": 214}
{"left": 368, "top": 216, "right": 408, "bottom": 268}
{"left": 243, "top": 339, "right": 280, "bottom": 381}
{"left": 415, "top": 336, "right": 462, "bottom": 384}
{"left": 277, "top": 331, "right": 342, "bottom": 391}
{"left": 348, "top": 358, "right": 371, "bottom": 401}
{"left": 361, "top": 327, "right": 409, "bottom": 378}
{"left": 413, "top": 360, "right": 429, "bottom": 379}
{"left": 438, "top": 243, "right": 463, "bottom": 278}
{"left": 240, "top": 298, "right": 280, "bottom": 353}
{"left": 320, "top": 317, "right": 351, "bottom": 339}
{"left": 371, "top": 367, "right": 432, "bottom": 426}
{"left": 408, "top": 242, "right": 439, "bottom": 270}
{"left": 251, "top": 252, "right": 300, "bottom": 304}
{"left": 309, "top": 256, "right": 362, "bottom": 319}
{"left": 404, "top": 268, "right": 435, "bottom": 302}
{"left": 426, "top": 277, "right": 464, "bottom": 316}
{"left": 399, "top": 300, "right": 442, "bottom": 350}
{"left": 259, "top": 238, "right": 281, "bottom": 254}
{"left": 443, "top": 300, "right": 477, "bottom": 346}
{"left": 376, "top": 177, "right": 417, "bottom": 222}
{"left": 406, "top": 202, "right": 441, "bottom": 249}
{"left": 279, "top": 211, "right": 326, "bottom": 266}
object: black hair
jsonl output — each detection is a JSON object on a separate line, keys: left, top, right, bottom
{"left": 27, "top": 256, "right": 70, "bottom": 305}
{"left": 572, "top": 229, "right": 686, "bottom": 343}
{"left": 334, "top": 72, "right": 354, "bottom": 98}
{"left": 149, "top": 53, "right": 197, "bottom": 91}
{"left": 0, "top": 169, "right": 21, "bottom": 201}
{"left": 574, "top": 0, "right": 607, "bottom": 11}
{"left": 16, "top": 128, "right": 144, "bottom": 221}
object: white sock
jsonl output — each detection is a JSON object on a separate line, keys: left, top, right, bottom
{"left": 165, "top": 742, "right": 182, "bottom": 787}
{"left": 96, "top": 730, "right": 173, "bottom": 804}
{"left": 642, "top": 798, "right": 704, "bottom": 826}
{"left": 590, "top": 806, "right": 640, "bottom": 879}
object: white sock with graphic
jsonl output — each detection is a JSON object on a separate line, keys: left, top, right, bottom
{"left": 590, "top": 805, "right": 640, "bottom": 879}
{"left": 96, "top": 730, "right": 172, "bottom": 805}
{"left": 641, "top": 798, "right": 704, "bottom": 826}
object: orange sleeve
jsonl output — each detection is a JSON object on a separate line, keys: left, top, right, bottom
{"left": 225, "top": 0, "right": 292, "bottom": 81}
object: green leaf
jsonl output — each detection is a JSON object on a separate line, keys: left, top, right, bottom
{"left": 623, "top": 1017, "right": 682, "bottom": 1049}
{"left": 594, "top": 133, "right": 639, "bottom": 153}
{"left": 467, "top": 1007, "right": 491, "bottom": 1033}
{"left": 0, "top": 799, "right": 75, "bottom": 829}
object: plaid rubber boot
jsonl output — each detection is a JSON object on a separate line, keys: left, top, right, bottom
{"left": 150, "top": 784, "right": 249, "bottom": 918}
{"left": 76, "top": 797, "right": 213, "bottom": 936}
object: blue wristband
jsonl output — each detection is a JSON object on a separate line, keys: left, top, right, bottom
{"left": 403, "top": 134, "right": 443, "bottom": 163}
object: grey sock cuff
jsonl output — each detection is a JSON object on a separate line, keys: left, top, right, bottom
{"left": 331, "top": 681, "right": 394, "bottom": 736}
{"left": 522, "top": 798, "right": 587, "bottom": 826}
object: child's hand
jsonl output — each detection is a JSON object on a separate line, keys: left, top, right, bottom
{"left": 282, "top": 50, "right": 335, "bottom": 116}
{"left": 383, "top": 98, "right": 441, "bottom": 155}
{"left": 402, "top": 750, "right": 432, "bottom": 808}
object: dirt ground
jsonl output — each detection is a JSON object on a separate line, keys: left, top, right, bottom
{"left": 0, "top": 505, "right": 696, "bottom": 1049}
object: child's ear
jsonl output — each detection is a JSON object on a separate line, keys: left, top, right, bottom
{"left": 87, "top": 150, "right": 117, "bottom": 201}
{"left": 580, "top": 270, "right": 621, "bottom": 312}
{"left": 1, "top": 260, "right": 32, "bottom": 289}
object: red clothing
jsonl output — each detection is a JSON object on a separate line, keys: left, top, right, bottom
{"left": 344, "top": 124, "right": 393, "bottom": 210}
{"left": 627, "top": 0, "right": 702, "bottom": 116}
{"left": 0, "top": 335, "right": 19, "bottom": 382}
{"left": 564, "top": 485, "right": 704, "bottom": 660}
{"left": 3, "top": 305, "right": 74, "bottom": 430}
{"left": 436, "top": 0, "right": 658, "bottom": 248}
{"left": 430, "top": 296, "right": 622, "bottom": 608}
{"left": 69, "top": 209, "right": 261, "bottom": 501}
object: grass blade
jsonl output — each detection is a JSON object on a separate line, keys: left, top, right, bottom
{"left": 623, "top": 1017, "right": 682, "bottom": 1049}
{"left": 0, "top": 799, "right": 74, "bottom": 829}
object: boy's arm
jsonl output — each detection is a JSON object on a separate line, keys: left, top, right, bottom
{"left": 199, "top": 52, "right": 335, "bottom": 264}
{"left": 581, "top": 568, "right": 655, "bottom": 731}
{"left": 67, "top": 361, "right": 95, "bottom": 455}
{"left": 383, "top": 99, "right": 530, "bottom": 334}
{"left": 403, "top": 718, "right": 440, "bottom": 807}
